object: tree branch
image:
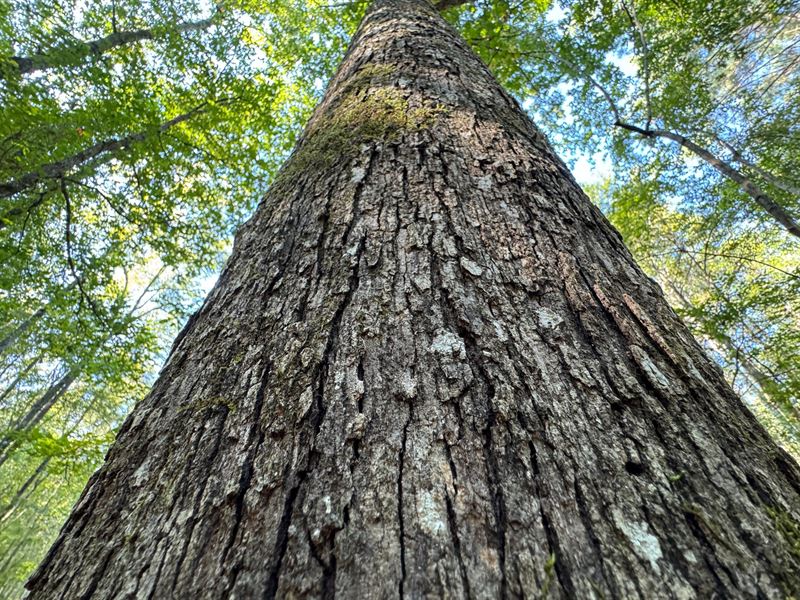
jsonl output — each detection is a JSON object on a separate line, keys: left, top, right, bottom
{"left": 648, "top": 247, "right": 799, "bottom": 280}
{"left": 519, "top": 44, "right": 800, "bottom": 238}
{"left": 60, "top": 178, "right": 103, "bottom": 322}
{"left": 434, "top": 0, "right": 473, "bottom": 11}
{"left": 614, "top": 122, "right": 800, "bottom": 238}
{"left": 538, "top": 50, "right": 625, "bottom": 123}
{"left": 0, "top": 104, "right": 207, "bottom": 217}
{"left": 714, "top": 136, "right": 800, "bottom": 197}
{"left": 10, "top": 12, "right": 219, "bottom": 76}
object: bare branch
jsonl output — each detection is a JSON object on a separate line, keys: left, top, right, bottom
{"left": 619, "top": 0, "right": 653, "bottom": 128}
{"left": 519, "top": 49, "right": 625, "bottom": 123}
{"left": 661, "top": 247, "right": 799, "bottom": 280}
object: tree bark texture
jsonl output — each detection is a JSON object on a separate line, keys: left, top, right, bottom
{"left": 26, "top": 0, "right": 800, "bottom": 598}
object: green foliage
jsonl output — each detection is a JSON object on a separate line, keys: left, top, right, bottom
{"left": 0, "top": 0, "right": 799, "bottom": 595}
{"left": 0, "top": 0, "right": 358, "bottom": 594}
{"left": 540, "top": 551, "right": 557, "bottom": 598}
{"left": 598, "top": 171, "right": 800, "bottom": 457}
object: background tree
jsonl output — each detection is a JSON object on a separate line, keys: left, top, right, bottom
{"left": 1, "top": 0, "right": 799, "bottom": 595}
{"left": 24, "top": 0, "right": 800, "bottom": 597}
{"left": 595, "top": 172, "right": 800, "bottom": 456}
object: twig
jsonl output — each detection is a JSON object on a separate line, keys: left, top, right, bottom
{"left": 60, "top": 179, "right": 104, "bottom": 322}
{"left": 620, "top": 0, "right": 653, "bottom": 128}
{"left": 647, "top": 246, "right": 798, "bottom": 281}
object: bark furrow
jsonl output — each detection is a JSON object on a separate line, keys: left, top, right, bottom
{"left": 26, "top": 0, "right": 800, "bottom": 598}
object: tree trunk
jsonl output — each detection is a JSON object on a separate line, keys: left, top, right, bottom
{"left": 26, "top": 0, "right": 800, "bottom": 598}
{"left": 0, "top": 457, "right": 50, "bottom": 524}
{"left": 0, "top": 281, "right": 78, "bottom": 355}
{"left": 0, "top": 370, "right": 76, "bottom": 469}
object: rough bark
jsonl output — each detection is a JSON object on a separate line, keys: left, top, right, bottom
{"left": 27, "top": 0, "right": 800, "bottom": 598}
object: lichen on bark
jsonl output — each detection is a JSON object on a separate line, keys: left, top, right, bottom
{"left": 25, "top": 0, "right": 800, "bottom": 598}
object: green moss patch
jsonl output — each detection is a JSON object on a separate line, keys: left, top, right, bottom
{"left": 277, "top": 79, "right": 445, "bottom": 183}
{"left": 178, "top": 395, "right": 237, "bottom": 414}
{"left": 767, "top": 505, "right": 800, "bottom": 562}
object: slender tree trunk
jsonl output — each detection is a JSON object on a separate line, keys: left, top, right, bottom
{"left": 0, "top": 355, "right": 42, "bottom": 406}
{"left": 0, "top": 540, "right": 23, "bottom": 580}
{"left": 0, "top": 457, "right": 50, "bottom": 524}
{"left": 27, "top": 0, "right": 800, "bottom": 598}
{"left": 0, "top": 371, "right": 76, "bottom": 469}
{"left": 0, "top": 308, "right": 45, "bottom": 354}
{"left": 0, "top": 282, "right": 78, "bottom": 354}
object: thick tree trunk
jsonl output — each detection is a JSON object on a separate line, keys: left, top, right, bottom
{"left": 26, "top": 0, "right": 800, "bottom": 598}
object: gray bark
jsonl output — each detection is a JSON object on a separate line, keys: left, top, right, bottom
{"left": 26, "top": 0, "right": 800, "bottom": 598}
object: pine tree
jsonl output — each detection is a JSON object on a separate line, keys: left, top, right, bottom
{"left": 26, "top": 0, "right": 800, "bottom": 597}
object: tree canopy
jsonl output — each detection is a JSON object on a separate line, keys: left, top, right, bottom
{"left": 1, "top": 0, "right": 798, "bottom": 595}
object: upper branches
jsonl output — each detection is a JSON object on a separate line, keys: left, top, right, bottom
{"left": 8, "top": 10, "right": 220, "bottom": 77}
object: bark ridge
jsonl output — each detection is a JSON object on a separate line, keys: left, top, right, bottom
{"left": 26, "top": 0, "right": 800, "bottom": 598}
